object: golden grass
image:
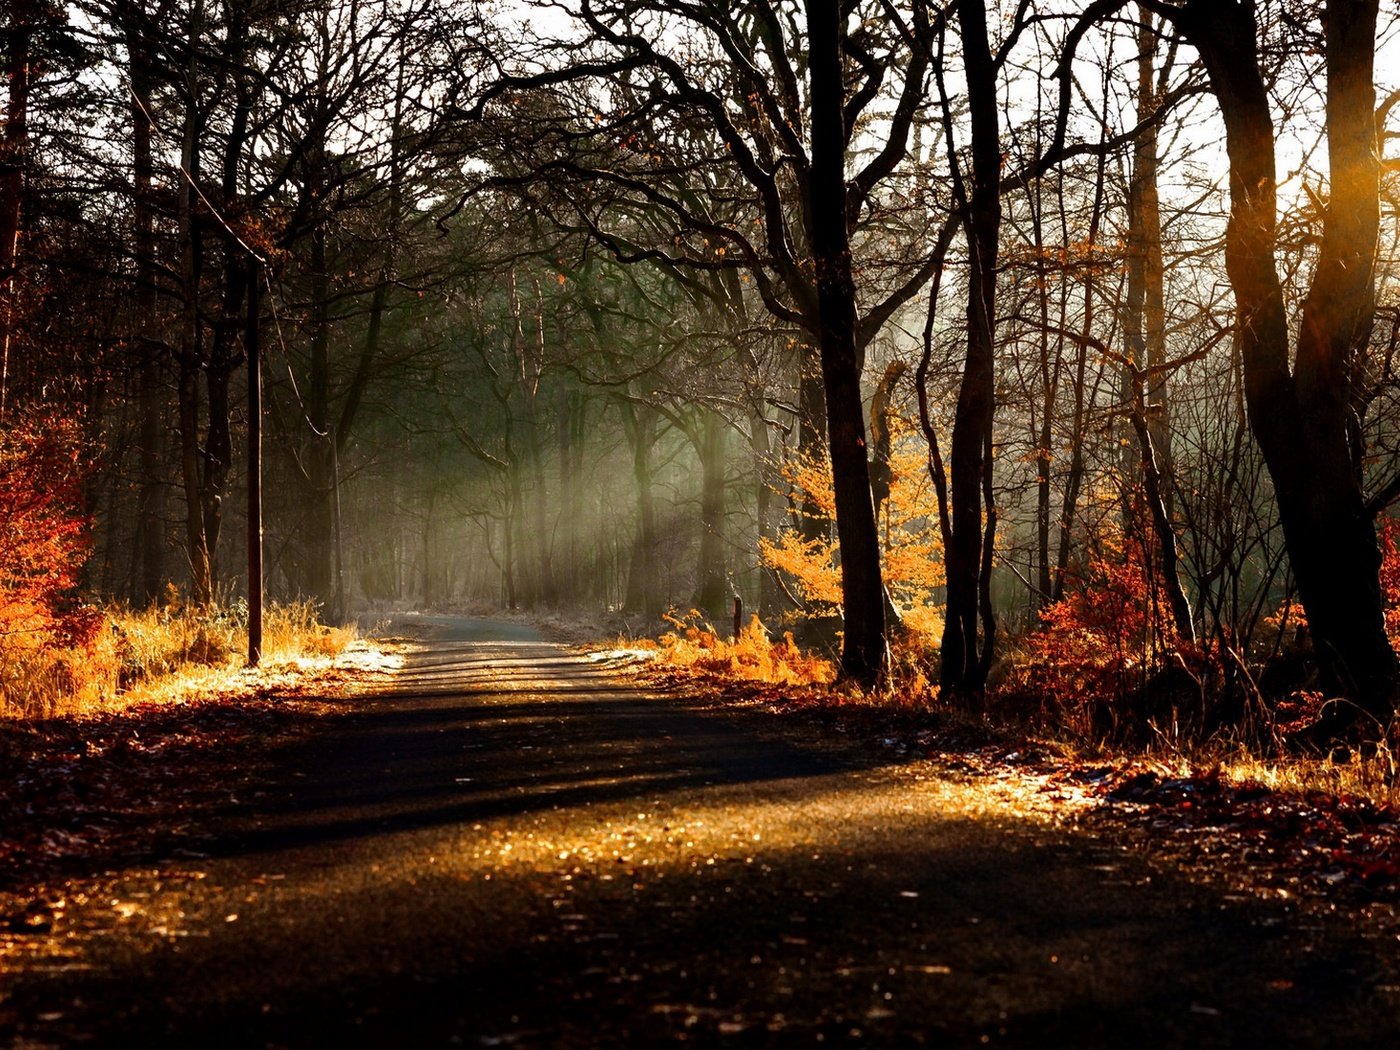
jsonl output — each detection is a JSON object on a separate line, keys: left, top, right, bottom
{"left": 0, "top": 599, "right": 358, "bottom": 720}
{"left": 644, "top": 611, "right": 837, "bottom": 687}
{"left": 1163, "top": 738, "right": 1399, "bottom": 808}
{"left": 641, "top": 612, "right": 1400, "bottom": 809}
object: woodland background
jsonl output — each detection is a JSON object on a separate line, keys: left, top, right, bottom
{"left": 4, "top": 0, "right": 1400, "bottom": 740}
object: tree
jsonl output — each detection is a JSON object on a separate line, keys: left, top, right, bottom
{"left": 1159, "top": 0, "right": 1397, "bottom": 727}
{"left": 465, "top": 0, "right": 948, "bottom": 685}
{"left": 804, "top": 0, "right": 885, "bottom": 682}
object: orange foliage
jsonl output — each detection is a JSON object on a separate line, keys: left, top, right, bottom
{"left": 1006, "top": 534, "right": 1203, "bottom": 725}
{"left": 0, "top": 411, "right": 95, "bottom": 650}
{"left": 761, "top": 425, "right": 945, "bottom": 642}
{"left": 654, "top": 610, "right": 836, "bottom": 686}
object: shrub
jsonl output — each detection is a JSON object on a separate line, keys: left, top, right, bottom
{"left": 1001, "top": 533, "right": 1214, "bottom": 738}
{"left": 0, "top": 411, "right": 99, "bottom": 711}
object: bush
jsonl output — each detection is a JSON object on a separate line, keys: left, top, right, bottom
{"left": 0, "top": 411, "right": 100, "bottom": 711}
{"left": 1000, "top": 534, "right": 1216, "bottom": 739}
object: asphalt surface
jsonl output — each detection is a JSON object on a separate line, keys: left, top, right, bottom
{"left": 3, "top": 617, "right": 1399, "bottom": 1047}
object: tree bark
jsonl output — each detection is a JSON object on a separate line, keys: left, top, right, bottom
{"left": 124, "top": 5, "right": 166, "bottom": 605}
{"left": 621, "top": 400, "right": 659, "bottom": 617}
{"left": 940, "top": 0, "right": 1001, "bottom": 699}
{"left": 0, "top": 0, "right": 32, "bottom": 414}
{"left": 176, "top": 0, "right": 211, "bottom": 604}
{"left": 1179, "top": 0, "right": 1396, "bottom": 722}
{"left": 695, "top": 410, "right": 729, "bottom": 619}
{"left": 806, "top": 0, "right": 885, "bottom": 686}
{"left": 1123, "top": 6, "right": 1192, "bottom": 643}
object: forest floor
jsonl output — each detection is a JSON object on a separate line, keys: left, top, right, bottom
{"left": 1, "top": 615, "right": 1398, "bottom": 1046}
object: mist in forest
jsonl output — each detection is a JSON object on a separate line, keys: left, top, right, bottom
{"left": 3, "top": 0, "right": 1400, "bottom": 720}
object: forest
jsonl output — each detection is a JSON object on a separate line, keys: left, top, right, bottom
{"left": 3, "top": 0, "right": 1400, "bottom": 748}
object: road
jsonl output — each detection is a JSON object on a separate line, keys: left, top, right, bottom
{"left": 2, "top": 616, "right": 1397, "bottom": 1047}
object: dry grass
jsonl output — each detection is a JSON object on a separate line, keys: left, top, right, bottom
{"left": 640, "top": 614, "right": 1400, "bottom": 810}
{"left": 642, "top": 611, "right": 837, "bottom": 687}
{"left": 0, "top": 599, "right": 358, "bottom": 721}
{"left": 1149, "top": 736, "right": 1400, "bottom": 808}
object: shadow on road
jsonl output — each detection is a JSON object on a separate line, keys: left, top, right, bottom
{"left": 5, "top": 622, "right": 1398, "bottom": 1048}
{"left": 182, "top": 639, "right": 891, "bottom": 866}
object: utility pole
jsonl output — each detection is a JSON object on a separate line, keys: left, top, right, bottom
{"left": 246, "top": 259, "right": 263, "bottom": 665}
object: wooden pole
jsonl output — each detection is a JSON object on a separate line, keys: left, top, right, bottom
{"left": 331, "top": 425, "right": 345, "bottom": 624}
{"left": 246, "top": 259, "right": 263, "bottom": 666}
{"left": 732, "top": 593, "right": 742, "bottom": 642}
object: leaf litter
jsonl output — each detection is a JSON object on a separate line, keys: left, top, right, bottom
{"left": 0, "top": 646, "right": 396, "bottom": 942}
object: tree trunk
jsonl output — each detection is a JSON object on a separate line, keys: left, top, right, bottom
{"left": 1136, "top": 5, "right": 1171, "bottom": 490}
{"left": 796, "top": 342, "right": 828, "bottom": 546}
{"left": 1121, "top": 9, "right": 1191, "bottom": 643}
{"left": 695, "top": 410, "right": 729, "bottom": 619}
{"left": 1180, "top": 0, "right": 1396, "bottom": 722}
{"left": 176, "top": 0, "right": 211, "bottom": 604}
{"left": 125, "top": 7, "right": 166, "bottom": 605}
{"left": 807, "top": 0, "right": 886, "bottom": 686}
{"left": 557, "top": 387, "right": 584, "bottom": 602}
{"left": 750, "top": 402, "right": 782, "bottom": 618}
{"left": 622, "top": 400, "right": 659, "bottom": 617}
{"left": 200, "top": 12, "right": 252, "bottom": 590}
{"left": 525, "top": 284, "right": 553, "bottom": 606}
{"left": 0, "top": 0, "right": 32, "bottom": 414}
{"left": 298, "top": 207, "right": 334, "bottom": 601}
{"left": 940, "top": 0, "right": 1000, "bottom": 699}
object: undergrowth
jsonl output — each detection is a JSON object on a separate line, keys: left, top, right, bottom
{"left": 639, "top": 609, "right": 1400, "bottom": 810}
{"left": 0, "top": 596, "right": 356, "bottom": 720}
{"left": 642, "top": 610, "right": 836, "bottom": 687}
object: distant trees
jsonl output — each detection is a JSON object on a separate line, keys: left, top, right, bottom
{"left": 463, "top": 0, "right": 944, "bottom": 684}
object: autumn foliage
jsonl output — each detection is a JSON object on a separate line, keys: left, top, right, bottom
{"left": 998, "top": 530, "right": 1215, "bottom": 738}
{"left": 761, "top": 423, "right": 946, "bottom": 642}
{"left": 0, "top": 411, "right": 99, "bottom": 705}
{"left": 651, "top": 610, "right": 835, "bottom": 687}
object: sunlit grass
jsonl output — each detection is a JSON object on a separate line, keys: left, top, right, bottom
{"left": 638, "top": 613, "right": 1400, "bottom": 810}
{"left": 1151, "top": 739, "right": 1400, "bottom": 808}
{"left": 0, "top": 598, "right": 361, "bottom": 720}
{"left": 638, "top": 611, "right": 837, "bottom": 687}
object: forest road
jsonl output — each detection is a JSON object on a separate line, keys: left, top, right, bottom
{"left": 3, "top": 616, "right": 1398, "bottom": 1048}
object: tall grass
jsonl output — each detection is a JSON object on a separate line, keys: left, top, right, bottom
{"left": 643, "top": 611, "right": 837, "bottom": 687}
{"left": 0, "top": 598, "right": 356, "bottom": 720}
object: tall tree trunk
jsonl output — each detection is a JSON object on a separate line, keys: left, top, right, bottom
{"left": 200, "top": 9, "right": 252, "bottom": 589}
{"left": 526, "top": 283, "right": 552, "bottom": 605}
{"left": 807, "top": 0, "right": 886, "bottom": 686}
{"left": 940, "top": 0, "right": 1000, "bottom": 699}
{"left": 1180, "top": 0, "right": 1396, "bottom": 722}
{"left": 621, "top": 400, "right": 659, "bottom": 617}
{"left": 1122, "top": 7, "right": 1192, "bottom": 643}
{"left": 0, "top": 0, "right": 32, "bottom": 414}
{"left": 750, "top": 401, "right": 781, "bottom": 618}
{"left": 176, "top": 0, "right": 211, "bottom": 604}
{"left": 125, "top": 6, "right": 166, "bottom": 604}
{"left": 1136, "top": 6, "right": 1171, "bottom": 488}
{"left": 299, "top": 206, "right": 334, "bottom": 601}
{"left": 796, "top": 342, "right": 827, "bottom": 546}
{"left": 557, "top": 387, "right": 584, "bottom": 602}
{"left": 695, "top": 410, "right": 729, "bottom": 618}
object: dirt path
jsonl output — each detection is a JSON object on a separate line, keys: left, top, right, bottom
{"left": 2, "top": 620, "right": 1398, "bottom": 1047}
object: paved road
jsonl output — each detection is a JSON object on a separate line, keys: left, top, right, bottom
{"left": 3, "top": 620, "right": 1398, "bottom": 1046}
